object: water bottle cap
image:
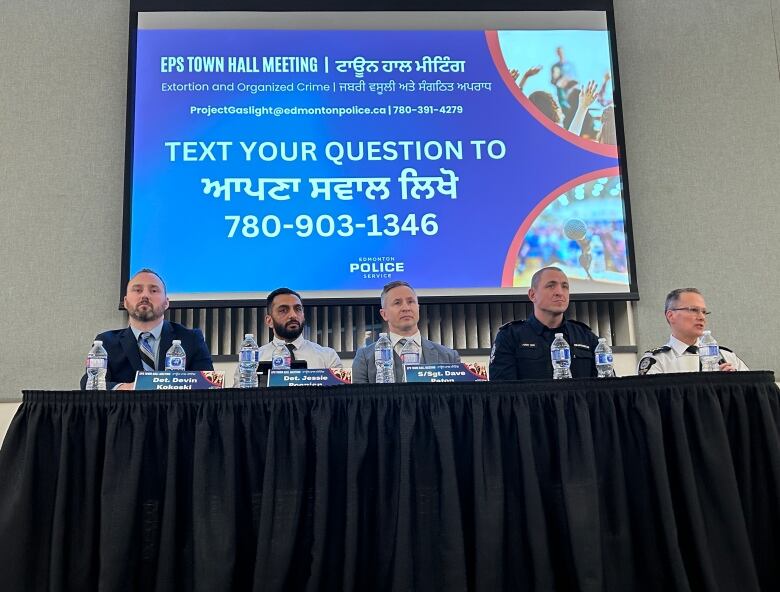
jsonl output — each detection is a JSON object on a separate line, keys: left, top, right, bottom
{"left": 379, "top": 332, "right": 388, "bottom": 338}
{"left": 554, "top": 333, "right": 563, "bottom": 338}
{"left": 598, "top": 337, "right": 606, "bottom": 343}
{"left": 703, "top": 330, "right": 711, "bottom": 335}
{"left": 94, "top": 340, "right": 103, "bottom": 346}
{"left": 172, "top": 340, "right": 181, "bottom": 345}
{"left": 245, "top": 333, "right": 253, "bottom": 339}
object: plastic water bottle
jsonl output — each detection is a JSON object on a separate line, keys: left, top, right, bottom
{"left": 85, "top": 340, "right": 108, "bottom": 390}
{"left": 238, "top": 333, "right": 260, "bottom": 388}
{"left": 271, "top": 343, "right": 292, "bottom": 371}
{"left": 551, "top": 333, "right": 572, "bottom": 379}
{"left": 594, "top": 337, "right": 614, "bottom": 378}
{"left": 165, "top": 340, "right": 186, "bottom": 371}
{"left": 399, "top": 338, "right": 421, "bottom": 382}
{"left": 374, "top": 333, "right": 395, "bottom": 383}
{"left": 698, "top": 331, "right": 720, "bottom": 372}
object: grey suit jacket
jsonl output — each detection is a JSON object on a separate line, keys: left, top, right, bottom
{"left": 351, "top": 338, "right": 460, "bottom": 383}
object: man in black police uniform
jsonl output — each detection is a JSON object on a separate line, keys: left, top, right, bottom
{"left": 489, "top": 266, "right": 600, "bottom": 380}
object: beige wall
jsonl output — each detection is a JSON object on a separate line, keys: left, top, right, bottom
{"left": 613, "top": 1, "right": 780, "bottom": 370}
{"left": 1, "top": 1, "right": 778, "bottom": 401}
{"left": 0, "top": 403, "right": 21, "bottom": 447}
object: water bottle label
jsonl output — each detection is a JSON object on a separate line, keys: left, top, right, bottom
{"left": 239, "top": 350, "right": 255, "bottom": 362}
{"left": 166, "top": 355, "right": 185, "bottom": 370}
{"left": 375, "top": 348, "right": 392, "bottom": 363}
{"left": 86, "top": 358, "right": 107, "bottom": 369}
{"left": 596, "top": 353, "right": 613, "bottom": 365}
{"left": 551, "top": 349, "right": 570, "bottom": 362}
{"left": 699, "top": 345, "right": 719, "bottom": 357}
{"left": 272, "top": 355, "right": 290, "bottom": 369}
{"left": 401, "top": 353, "right": 420, "bottom": 365}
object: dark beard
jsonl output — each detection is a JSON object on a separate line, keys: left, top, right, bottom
{"left": 128, "top": 304, "right": 164, "bottom": 323}
{"left": 274, "top": 320, "right": 303, "bottom": 341}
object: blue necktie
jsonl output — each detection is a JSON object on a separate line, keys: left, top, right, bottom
{"left": 138, "top": 332, "right": 156, "bottom": 371}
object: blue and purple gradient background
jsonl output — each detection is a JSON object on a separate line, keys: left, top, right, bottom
{"left": 130, "top": 29, "right": 621, "bottom": 295}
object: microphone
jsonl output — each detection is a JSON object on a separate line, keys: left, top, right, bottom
{"left": 564, "top": 218, "right": 587, "bottom": 241}
{"left": 564, "top": 219, "right": 593, "bottom": 279}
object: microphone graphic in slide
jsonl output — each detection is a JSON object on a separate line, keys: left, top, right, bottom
{"left": 564, "top": 219, "right": 593, "bottom": 279}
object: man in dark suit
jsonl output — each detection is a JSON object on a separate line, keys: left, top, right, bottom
{"left": 80, "top": 269, "right": 213, "bottom": 390}
{"left": 352, "top": 281, "right": 460, "bottom": 383}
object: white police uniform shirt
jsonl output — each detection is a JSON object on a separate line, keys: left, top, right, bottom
{"left": 258, "top": 335, "right": 343, "bottom": 368}
{"left": 637, "top": 335, "right": 749, "bottom": 375}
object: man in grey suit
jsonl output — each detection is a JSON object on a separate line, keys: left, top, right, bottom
{"left": 352, "top": 280, "right": 460, "bottom": 383}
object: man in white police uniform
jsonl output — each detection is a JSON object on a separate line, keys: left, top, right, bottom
{"left": 637, "top": 287, "right": 749, "bottom": 375}
{"left": 257, "top": 287, "right": 342, "bottom": 368}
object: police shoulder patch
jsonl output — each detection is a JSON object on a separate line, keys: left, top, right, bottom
{"left": 638, "top": 356, "right": 657, "bottom": 375}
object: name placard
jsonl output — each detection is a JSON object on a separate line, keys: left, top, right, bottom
{"left": 135, "top": 371, "right": 225, "bottom": 390}
{"left": 404, "top": 362, "right": 488, "bottom": 383}
{"left": 267, "top": 368, "right": 352, "bottom": 387}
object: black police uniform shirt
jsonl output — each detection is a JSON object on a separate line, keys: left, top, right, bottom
{"left": 489, "top": 314, "right": 600, "bottom": 381}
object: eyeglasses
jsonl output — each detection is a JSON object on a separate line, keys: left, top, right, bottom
{"left": 669, "top": 307, "right": 711, "bottom": 316}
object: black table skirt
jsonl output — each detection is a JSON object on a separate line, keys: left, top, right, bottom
{"left": 1, "top": 372, "right": 778, "bottom": 592}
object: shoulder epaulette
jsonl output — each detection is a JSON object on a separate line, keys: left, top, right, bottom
{"left": 568, "top": 319, "right": 593, "bottom": 331}
{"left": 648, "top": 346, "right": 671, "bottom": 355}
{"left": 497, "top": 319, "right": 525, "bottom": 331}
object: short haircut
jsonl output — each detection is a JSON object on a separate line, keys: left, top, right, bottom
{"left": 380, "top": 280, "right": 415, "bottom": 308}
{"left": 127, "top": 268, "right": 166, "bottom": 294}
{"left": 266, "top": 287, "right": 302, "bottom": 311}
{"left": 530, "top": 266, "right": 565, "bottom": 289}
{"left": 664, "top": 288, "right": 702, "bottom": 313}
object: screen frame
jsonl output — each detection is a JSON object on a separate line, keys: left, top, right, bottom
{"left": 121, "top": 0, "right": 637, "bottom": 308}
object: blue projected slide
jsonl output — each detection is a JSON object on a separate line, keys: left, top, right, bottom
{"left": 127, "top": 12, "right": 631, "bottom": 300}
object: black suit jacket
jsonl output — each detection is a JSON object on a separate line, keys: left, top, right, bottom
{"left": 80, "top": 321, "right": 214, "bottom": 389}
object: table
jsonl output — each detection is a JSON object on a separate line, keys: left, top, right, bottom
{"left": 1, "top": 372, "right": 778, "bottom": 591}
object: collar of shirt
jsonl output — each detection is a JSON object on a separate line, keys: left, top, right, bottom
{"left": 527, "top": 314, "right": 567, "bottom": 337}
{"left": 272, "top": 335, "right": 306, "bottom": 350}
{"left": 130, "top": 320, "right": 164, "bottom": 342}
{"left": 389, "top": 332, "right": 421, "bottom": 349}
{"left": 667, "top": 335, "right": 700, "bottom": 357}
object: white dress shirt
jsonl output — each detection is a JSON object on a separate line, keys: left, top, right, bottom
{"left": 257, "top": 335, "right": 342, "bottom": 369}
{"left": 389, "top": 331, "right": 422, "bottom": 357}
{"left": 130, "top": 320, "right": 165, "bottom": 366}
